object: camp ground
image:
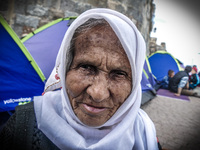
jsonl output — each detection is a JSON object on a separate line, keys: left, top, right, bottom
{"left": 148, "top": 51, "right": 183, "bottom": 81}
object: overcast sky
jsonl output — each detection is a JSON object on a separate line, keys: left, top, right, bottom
{"left": 151, "top": 0, "right": 200, "bottom": 70}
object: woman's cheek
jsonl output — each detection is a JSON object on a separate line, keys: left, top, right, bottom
{"left": 110, "top": 80, "right": 132, "bottom": 103}
{"left": 66, "top": 70, "right": 91, "bottom": 98}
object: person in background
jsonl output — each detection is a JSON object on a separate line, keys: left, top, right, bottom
{"left": 189, "top": 66, "right": 200, "bottom": 89}
{"left": 169, "top": 66, "right": 191, "bottom": 96}
{"left": 160, "top": 69, "right": 174, "bottom": 89}
{"left": 169, "top": 65, "right": 200, "bottom": 97}
{"left": 0, "top": 8, "right": 160, "bottom": 150}
{"left": 193, "top": 65, "right": 197, "bottom": 70}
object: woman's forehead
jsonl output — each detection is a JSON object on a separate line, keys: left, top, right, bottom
{"left": 74, "top": 25, "right": 125, "bottom": 54}
{"left": 72, "top": 25, "right": 131, "bottom": 72}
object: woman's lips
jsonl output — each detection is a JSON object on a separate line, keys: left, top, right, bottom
{"left": 83, "top": 104, "right": 106, "bottom": 113}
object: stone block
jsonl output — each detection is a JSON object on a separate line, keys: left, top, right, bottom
{"left": 49, "top": 9, "right": 64, "bottom": 19}
{"left": 12, "top": 24, "right": 23, "bottom": 38}
{"left": 73, "top": 2, "right": 93, "bottom": 14}
{"left": 27, "top": 4, "right": 48, "bottom": 17}
{"left": 107, "top": 0, "right": 125, "bottom": 14}
{"left": 15, "top": 14, "right": 39, "bottom": 28}
{"left": 36, "top": 0, "right": 44, "bottom": 5}
{"left": 14, "top": 0, "right": 26, "bottom": 14}
{"left": 85, "top": 0, "right": 107, "bottom": 7}
{"left": 44, "top": 0, "right": 61, "bottom": 9}
{"left": 26, "top": 0, "right": 37, "bottom": 5}
{"left": 60, "top": 0, "right": 76, "bottom": 12}
{"left": 64, "top": 11, "right": 79, "bottom": 17}
{"left": 39, "top": 19, "right": 49, "bottom": 27}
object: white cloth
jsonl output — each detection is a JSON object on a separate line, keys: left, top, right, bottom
{"left": 34, "top": 8, "right": 158, "bottom": 150}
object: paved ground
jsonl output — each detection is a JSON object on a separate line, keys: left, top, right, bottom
{"left": 141, "top": 87, "right": 200, "bottom": 150}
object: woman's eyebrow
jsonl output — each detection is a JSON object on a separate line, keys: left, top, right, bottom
{"left": 109, "top": 66, "right": 131, "bottom": 74}
{"left": 75, "top": 57, "right": 101, "bottom": 67}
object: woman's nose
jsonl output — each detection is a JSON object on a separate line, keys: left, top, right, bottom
{"left": 86, "top": 74, "right": 110, "bottom": 102}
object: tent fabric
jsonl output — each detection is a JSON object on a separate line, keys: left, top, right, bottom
{"left": 141, "top": 72, "right": 154, "bottom": 91}
{"left": 141, "top": 90, "right": 156, "bottom": 105}
{"left": 22, "top": 17, "right": 76, "bottom": 79}
{"left": 143, "top": 56, "right": 157, "bottom": 87}
{"left": 141, "top": 72, "right": 156, "bottom": 105}
{"left": 0, "top": 15, "right": 45, "bottom": 112}
{"left": 148, "top": 51, "right": 182, "bottom": 81}
{"left": 141, "top": 56, "right": 157, "bottom": 105}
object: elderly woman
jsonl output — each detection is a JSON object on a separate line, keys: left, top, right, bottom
{"left": 0, "top": 9, "right": 159, "bottom": 149}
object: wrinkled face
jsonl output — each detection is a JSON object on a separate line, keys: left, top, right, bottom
{"left": 66, "top": 24, "right": 132, "bottom": 127}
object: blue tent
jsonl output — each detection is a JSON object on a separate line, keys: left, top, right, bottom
{"left": 0, "top": 15, "right": 45, "bottom": 112}
{"left": 143, "top": 56, "right": 157, "bottom": 87}
{"left": 148, "top": 51, "right": 183, "bottom": 81}
{"left": 22, "top": 17, "right": 76, "bottom": 79}
{"left": 141, "top": 56, "right": 157, "bottom": 105}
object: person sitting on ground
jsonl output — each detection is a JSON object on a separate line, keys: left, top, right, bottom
{"left": 169, "top": 66, "right": 191, "bottom": 96}
{"left": 169, "top": 65, "right": 199, "bottom": 97}
{"left": 0, "top": 8, "right": 160, "bottom": 150}
{"left": 160, "top": 69, "right": 174, "bottom": 89}
{"left": 189, "top": 66, "right": 200, "bottom": 89}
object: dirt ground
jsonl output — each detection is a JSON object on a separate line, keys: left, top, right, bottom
{"left": 141, "top": 87, "right": 200, "bottom": 150}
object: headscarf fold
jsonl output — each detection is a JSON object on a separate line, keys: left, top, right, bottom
{"left": 34, "top": 8, "right": 158, "bottom": 150}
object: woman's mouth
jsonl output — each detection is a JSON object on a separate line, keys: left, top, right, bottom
{"left": 82, "top": 104, "right": 106, "bottom": 113}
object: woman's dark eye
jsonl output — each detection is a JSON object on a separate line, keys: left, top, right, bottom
{"left": 110, "top": 70, "right": 127, "bottom": 79}
{"left": 79, "top": 64, "right": 97, "bottom": 74}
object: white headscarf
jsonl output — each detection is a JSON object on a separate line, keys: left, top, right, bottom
{"left": 34, "top": 8, "right": 158, "bottom": 150}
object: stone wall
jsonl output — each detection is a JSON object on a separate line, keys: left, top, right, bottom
{"left": 149, "top": 37, "right": 166, "bottom": 55}
{"left": 0, "top": 0, "right": 155, "bottom": 55}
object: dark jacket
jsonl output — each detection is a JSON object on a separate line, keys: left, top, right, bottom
{"left": 169, "top": 71, "right": 188, "bottom": 93}
{"left": 189, "top": 74, "right": 200, "bottom": 89}
{"left": 190, "top": 74, "right": 198, "bottom": 84}
{"left": 0, "top": 102, "right": 59, "bottom": 150}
